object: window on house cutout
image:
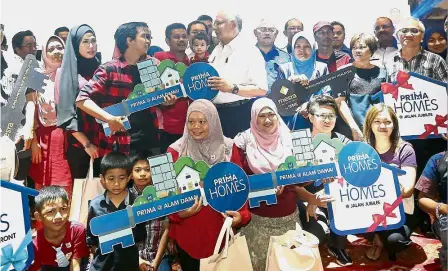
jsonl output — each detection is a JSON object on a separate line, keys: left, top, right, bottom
{"left": 194, "top": 182, "right": 199, "bottom": 187}
{"left": 330, "top": 157, "right": 334, "bottom": 161}
{"left": 322, "top": 150, "right": 327, "bottom": 153}
{"left": 182, "top": 186, "right": 187, "bottom": 191}
{"left": 186, "top": 174, "right": 191, "bottom": 179}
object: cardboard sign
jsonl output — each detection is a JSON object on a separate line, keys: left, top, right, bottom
{"left": 326, "top": 163, "right": 406, "bottom": 235}
{"left": 271, "top": 66, "right": 355, "bottom": 116}
{"left": 381, "top": 71, "right": 447, "bottom": 139}
{"left": 0, "top": 180, "right": 39, "bottom": 271}
{"left": 203, "top": 162, "right": 249, "bottom": 213}
{"left": 1, "top": 54, "right": 48, "bottom": 141}
{"left": 97, "top": 60, "right": 220, "bottom": 136}
{"left": 89, "top": 153, "right": 204, "bottom": 255}
{"left": 182, "top": 62, "right": 219, "bottom": 101}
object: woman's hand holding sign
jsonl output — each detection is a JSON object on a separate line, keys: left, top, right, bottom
{"left": 223, "top": 210, "right": 242, "bottom": 227}
{"left": 178, "top": 196, "right": 203, "bottom": 219}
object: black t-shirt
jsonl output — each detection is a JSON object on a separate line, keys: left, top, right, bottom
{"left": 127, "top": 65, "right": 159, "bottom": 153}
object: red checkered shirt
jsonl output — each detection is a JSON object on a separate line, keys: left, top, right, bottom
{"left": 76, "top": 56, "right": 142, "bottom": 156}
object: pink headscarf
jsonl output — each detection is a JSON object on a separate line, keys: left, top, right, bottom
{"left": 170, "top": 99, "right": 234, "bottom": 165}
{"left": 42, "top": 36, "right": 65, "bottom": 81}
{"left": 234, "top": 98, "right": 292, "bottom": 174}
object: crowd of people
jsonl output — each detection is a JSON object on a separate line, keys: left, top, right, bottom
{"left": 0, "top": 9, "right": 447, "bottom": 271}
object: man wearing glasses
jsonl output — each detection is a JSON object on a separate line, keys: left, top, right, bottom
{"left": 281, "top": 18, "right": 304, "bottom": 54}
{"left": 386, "top": 17, "right": 447, "bottom": 82}
{"left": 207, "top": 9, "right": 268, "bottom": 138}
{"left": 372, "top": 17, "right": 399, "bottom": 68}
{"left": 253, "top": 19, "right": 290, "bottom": 95}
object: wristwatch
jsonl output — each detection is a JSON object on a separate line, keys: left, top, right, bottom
{"left": 84, "top": 142, "right": 91, "bottom": 149}
{"left": 231, "top": 84, "right": 239, "bottom": 94}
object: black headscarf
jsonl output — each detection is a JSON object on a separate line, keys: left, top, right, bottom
{"left": 56, "top": 24, "right": 100, "bottom": 131}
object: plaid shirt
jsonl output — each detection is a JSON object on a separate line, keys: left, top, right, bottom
{"left": 386, "top": 48, "right": 448, "bottom": 83}
{"left": 129, "top": 185, "right": 167, "bottom": 262}
{"left": 77, "top": 56, "right": 140, "bottom": 156}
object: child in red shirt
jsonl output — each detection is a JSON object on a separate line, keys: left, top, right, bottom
{"left": 30, "top": 186, "right": 89, "bottom": 271}
{"left": 190, "top": 32, "right": 210, "bottom": 64}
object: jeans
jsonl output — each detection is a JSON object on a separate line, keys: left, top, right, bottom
{"left": 157, "top": 256, "right": 171, "bottom": 271}
{"left": 433, "top": 214, "right": 448, "bottom": 271}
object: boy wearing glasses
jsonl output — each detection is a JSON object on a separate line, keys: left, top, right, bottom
{"left": 86, "top": 152, "right": 146, "bottom": 271}
{"left": 30, "top": 186, "right": 90, "bottom": 271}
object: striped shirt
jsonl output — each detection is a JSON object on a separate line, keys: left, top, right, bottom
{"left": 129, "top": 185, "right": 167, "bottom": 262}
{"left": 386, "top": 48, "right": 448, "bottom": 82}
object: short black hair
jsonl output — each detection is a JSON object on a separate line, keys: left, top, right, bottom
{"left": 35, "top": 186, "right": 69, "bottom": 213}
{"left": 192, "top": 32, "right": 210, "bottom": 46}
{"left": 165, "top": 23, "right": 186, "bottom": 39}
{"left": 12, "top": 30, "right": 35, "bottom": 51}
{"left": 54, "top": 26, "right": 69, "bottom": 36}
{"left": 307, "top": 95, "right": 338, "bottom": 114}
{"left": 114, "top": 22, "right": 149, "bottom": 54}
{"left": 331, "top": 21, "right": 345, "bottom": 32}
{"left": 187, "top": 20, "right": 207, "bottom": 35}
{"left": 197, "top": 15, "right": 213, "bottom": 22}
{"left": 129, "top": 151, "right": 151, "bottom": 168}
{"left": 100, "top": 151, "right": 131, "bottom": 176}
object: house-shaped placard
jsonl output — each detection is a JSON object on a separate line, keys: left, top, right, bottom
{"left": 326, "top": 163, "right": 406, "bottom": 235}
{"left": 291, "top": 129, "right": 315, "bottom": 165}
{"left": 176, "top": 165, "right": 201, "bottom": 193}
{"left": 160, "top": 67, "right": 181, "bottom": 88}
{"left": 0, "top": 180, "right": 39, "bottom": 271}
{"left": 381, "top": 71, "right": 447, "bottom": 140}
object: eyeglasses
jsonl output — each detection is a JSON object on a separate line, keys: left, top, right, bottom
{"left": 398, "top": 28, "right": 421, "bottom": 35}
{"left": 313, "top": 113, "right": 336, "bottom": 121}
{"left": 257, "top": 27, "right": 277, "bottom": 33}
{"left": 374, "top": 24, "right": 392, "bottom": 31}
{"left": 213, "top": 20, "right": 228, "bottom": 27}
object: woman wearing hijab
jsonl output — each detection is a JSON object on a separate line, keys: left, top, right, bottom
{"left": 28, "top": 36, "right": 73, "bottom": 196}
{"left": 56, "top": 24, "right": 101, "bottom": 178}
{"left": 166, "top": 99, "right": 251, "bottom": 271}
{"left": 279, "top": 31, "right": 328, "bottom": 131}
{"left": 423, "top": 25, "right": 447, "bottom": 60}
{"left": 234, "top": 97, "right": 298, "bottom": 270}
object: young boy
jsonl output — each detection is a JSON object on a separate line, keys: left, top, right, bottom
{"left": 129, "top": 152, "right": 171, "bottom": 271}
{"left": 86, "top": 151, "right": 146, "bottom": 271}
{"left": 30, "top": 186, "right": 89, "bottom": 271}
{"left": 190, "top": 32, "right": 210, "bottom": 63}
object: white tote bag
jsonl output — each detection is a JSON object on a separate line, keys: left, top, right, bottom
{"left": 200, "top": 217, "right": 253, "bottom": 271}
{"left": 266, "top": 223, "right": 324, "bottom": 271}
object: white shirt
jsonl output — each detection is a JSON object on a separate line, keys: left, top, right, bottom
{"left": 209, "top": 34, "right": 268, "bottom": 104}
{"left": 185, "top": 47, "right": 195, "bottom": 59}
{"left": 371, "top": 47, "right": 398, "bottom": 69}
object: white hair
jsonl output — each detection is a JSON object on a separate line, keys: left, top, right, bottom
{"left": 218, "top": 8, "right": 242, "bottom": 31}
{"left": 398, "top": 17, "right": 426, "bottom": 33}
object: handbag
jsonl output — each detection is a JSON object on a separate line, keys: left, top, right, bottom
{"left": 266, "top": 223, "right": 323, "bottom": 271}
{"left": 200, "top": 217, "right": 253, "bottom": 271}
{"left": 69, "top": 159, "right": 104, "bottom": 226}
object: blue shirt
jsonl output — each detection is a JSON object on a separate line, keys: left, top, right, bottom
{"left": 257, "top": 45, "right": 290, "bottom": 95}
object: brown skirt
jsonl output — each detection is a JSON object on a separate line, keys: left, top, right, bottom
{"left": 240, "top": 209, "right": 300, "bottom": 271}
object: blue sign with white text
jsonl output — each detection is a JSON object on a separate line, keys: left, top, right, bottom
{"left": 338, "top": 142, "right": 381, "bottom": 187}
{"left": 203, "top": 162, "right": 250, "bottom": 213}
{"left": 183, "top": 62, "right": 219, "bottom": 101}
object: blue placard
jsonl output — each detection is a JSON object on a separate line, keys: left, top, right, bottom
{"left": 337, "top": 142, "right": 381, "bottom": 187}
{"left": 182, "top": 63, "right": 219, "bottom": 101}
{"left": 203, "top": 162, "right": 250, "bottom": 213}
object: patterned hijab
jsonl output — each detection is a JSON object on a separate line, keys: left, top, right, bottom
{"left": 170, "top": 99, "right": 233, "bottom": 165}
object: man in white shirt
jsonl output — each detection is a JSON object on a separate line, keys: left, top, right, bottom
{"left": 371, "top": 17, "right": 399, "bottom": 68}
{"left": 207, "top": 9, "right": 268, "bottom": 138}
